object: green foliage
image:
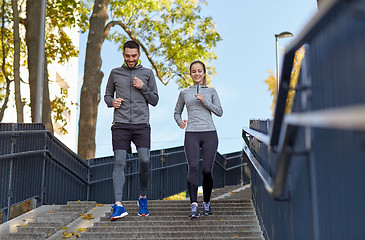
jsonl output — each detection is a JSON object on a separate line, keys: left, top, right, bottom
{"left": 77, "top": 0, "right": 92, "bottom": 33}
{"left": 46, "top": 0, "right": 83, "bottom": 64}
{"left": 264, "top": 46, "right": 305, "bottom": 115}
{"left": 1, "top": 0, "right": 83, "bottom": 124}
{"left": 0, "top": 1, "right": 14, "bottom": 105}
{"left": 50, "top": 87, "right": 77, "bottom": 134}
{"left": 106, "top": 0, "right": 221, "bottom": 88}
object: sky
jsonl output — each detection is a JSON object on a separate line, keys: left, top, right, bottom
{"left": 78, "top": 1, "right": 318, "bottom": 158}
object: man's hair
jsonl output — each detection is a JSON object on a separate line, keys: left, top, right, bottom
{"left": 123, "top": 40, "right": 140, "bottom": 52}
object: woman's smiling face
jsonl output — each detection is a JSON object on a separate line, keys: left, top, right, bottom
{"left": 190, "top": 63, "right": 206, "bottom": 84}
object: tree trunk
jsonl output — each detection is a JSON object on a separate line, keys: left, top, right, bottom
{"left": 0, "top": 0, "right": 10, "bottom": 122}
{"left": 12, "top": 0, "right": 24, "bottom": 122}
{"left": 77, "top": 0, "right": 109, "bottom": 160}
{"left": 25, "top": 0, "right": 53, "bottom": 131}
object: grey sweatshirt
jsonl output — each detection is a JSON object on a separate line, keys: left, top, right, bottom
{"left": 104, "top": 62, "right": 159, "bottom": 124}
{"left": 174, "top": 84, "right": 223, "bottom": 132}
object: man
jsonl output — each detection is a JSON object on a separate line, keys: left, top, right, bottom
{"left": 104, "top": 40, "right": 159, "bottom": 220}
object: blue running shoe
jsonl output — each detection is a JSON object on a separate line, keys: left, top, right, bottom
{"left": 138, "top": 197, "right": 149, "bottom": 216}
{"left": 110, "top": 204, "right": 128, "bottom": 221}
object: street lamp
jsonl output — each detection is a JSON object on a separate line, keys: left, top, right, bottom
{"left": 275, "top": 31, "right": 293, "bottom": 94}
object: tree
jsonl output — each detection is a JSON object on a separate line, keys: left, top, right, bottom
{"left": 0, "top": 0, "right": 12, "bottom": 121}
{"left": 12, "top": 0, "right": 24, "bottom": 122}
{"left": 25, "top": 0, "right": 81, "bottom": 131}
{"left": 0, "top": 0, "right": 81, "bottom": 131}
{"left": 264, "top": 46, "right": 305, "bottom": 115}
{"left": 78, "top": 0, "right": 221, "bottom": 159}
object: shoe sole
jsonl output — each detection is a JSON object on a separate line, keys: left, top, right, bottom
{"left": 138, "top": 213, "right": 150, "bottom": 216}
{"left": 189, "top": 214, "right": 200, "bottom": 219}
{"left": 110, "top": 212, "right": 128, "bottom": 221}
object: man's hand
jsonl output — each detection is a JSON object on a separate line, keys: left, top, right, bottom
{"left": 113, "top": 98, "right": 124, "bottom": 108}
{"left": 133, "top": 76, "right": 144, "bottom": 89}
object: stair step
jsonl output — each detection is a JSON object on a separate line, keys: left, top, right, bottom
{"left": 15, "top": 226, "right": 57, "bottom": 235}
{"left": 85, "top": 224, "right": 261, "bottom": 232}
{"left": 78, "top": 230, "right": 263, "bottom": 239}
{"left": 3, "top": 232, "right": 49, "bottom": 239}
{"left": 2, "top": 185, "right": 264, "bottom": 240}
{"left": 100, "top": 215, "right": 258, "bottom": 222}
{"left": 79, "top": 238, "right": 263, "bottom": 240}
{"left": 94, "top": 219, "right": 259, "bottom": 227}
{"left": 27, "top": 222, "right": 64, "bottom": 228}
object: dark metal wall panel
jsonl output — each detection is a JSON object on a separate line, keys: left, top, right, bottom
{"left": 0, "top": 159, "right": 10, "bottom": 209}
{"left": 11, "top": 154, "right": 43, "bottom": 204}
{"left": 308, "top": 3, "right": 365, "bottom": 111}
{"left": 0, "top": 135, "right": 13, "bottom": 155}
{"left": 0, "top": 123, "right": 45, "bottom": 131}
{"left": 43, "top": 159, "right": 88, "bottom": 204}
{"left": 310, "top": 128, "right": 365, "bottom": 239}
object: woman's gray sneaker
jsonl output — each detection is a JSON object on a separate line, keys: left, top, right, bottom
{"left": 189, "top": 203, "right": 200, "bottom": 219}
{"left": 203, "top": 202, "right": 212, "bottom": 216}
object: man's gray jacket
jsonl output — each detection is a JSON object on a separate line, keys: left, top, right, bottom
{"left": 104, "top": 62, "right": 159, "bottom": 124}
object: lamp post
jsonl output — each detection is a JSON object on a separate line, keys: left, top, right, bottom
{"left": 275, "top": 31, "right": 293, "bottom": 95}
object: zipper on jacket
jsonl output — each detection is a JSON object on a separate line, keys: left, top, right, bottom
{"left": 129, "top": 70, "right": 133, "bottom": 124}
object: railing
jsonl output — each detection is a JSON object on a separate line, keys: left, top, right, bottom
{"left": 0, "top": 123, "right": 89, "bottom": 223}
{"left": 241, "top": 0, "right": 365, "bottom": 239}
{"left": 0, "top": 123, "right": 244, "bottom": 223}
{"left": 86, "top": 147, "right": 244, "bottom": 204}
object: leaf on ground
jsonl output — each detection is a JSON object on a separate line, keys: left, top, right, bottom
{"left": 62, "top": 232, "right": 72, "bottom": 238}
{"left": 234, "top": 235, "right": 239, "bottom": 238}
{"left": 218, "top": 218, "right": 223, "bottom": 220}
{"left": 62, "top": 232, "right": 80, "bottom": 238}
{"left": 81, "top": 213, "right": 94, "bottom": 219}
{"left": 241, "top": 228, "right": 245, "bottom": 231}
{"left": 96, "top": 203, "right": 104, "bottom": 206}
{"left": 48, "top": 210, "right": 54, "bottom": 213}
{"left": 77, "top": 228, "right": 87, "bottom": 232}
{"left": 17, "top": 224, "right": 28, "bottom": 227}
{"left": 60, "top": 227, "right": 68, "bottom": 230}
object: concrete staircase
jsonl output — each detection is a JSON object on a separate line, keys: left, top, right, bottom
{"left": 1, "top": 201, "right": 97, "bottom": 239}
{"left": 0, "top": 185, "right": 264, "bottom": 239}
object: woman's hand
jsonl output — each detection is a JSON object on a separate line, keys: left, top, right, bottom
{"left": 195, "top": 94, "right": 204, "bottom": 102}
{"left": 179, "top": 120, "right": 187, "bottom": 129}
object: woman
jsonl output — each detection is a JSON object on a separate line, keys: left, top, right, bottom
{"left": 174, "top": 60, "right": 223, "bottom": 218}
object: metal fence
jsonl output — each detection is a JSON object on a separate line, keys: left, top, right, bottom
{"left": 242, "top": 1, "right": 365, "bottom": 239}
{"left": 0, "top": 123, "right": 244, "bottom": 223}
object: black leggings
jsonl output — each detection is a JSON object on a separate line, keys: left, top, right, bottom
{"left": 184, "top": 131, "right": 218, "bottom": 203}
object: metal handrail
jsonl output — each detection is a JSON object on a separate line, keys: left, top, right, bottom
{"left": 285, "top": 104, "right": 365, "bottom": 130}
{"left": 0, "top": 149, "right": 89, "bottom": 185}
{"left": 242, "top": 0, "right": 365, "bottom": 199}
{"left": 242, "top": 127, "right": 270, "bottom": 146}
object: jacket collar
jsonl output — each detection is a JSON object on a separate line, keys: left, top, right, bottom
{"left": 122, "top": 59, "right": 142, "bottom": 69}
{"left": 190, "top": 83, "right": 207, "bottom": 88}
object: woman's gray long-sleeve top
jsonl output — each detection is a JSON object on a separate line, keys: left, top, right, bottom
{"left": 174, "top": 84, "right": 223, "bottom": 132}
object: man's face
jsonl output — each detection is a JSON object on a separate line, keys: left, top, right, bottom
{"left": 123, "top": 48, "right": 141, "bottom": 68}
